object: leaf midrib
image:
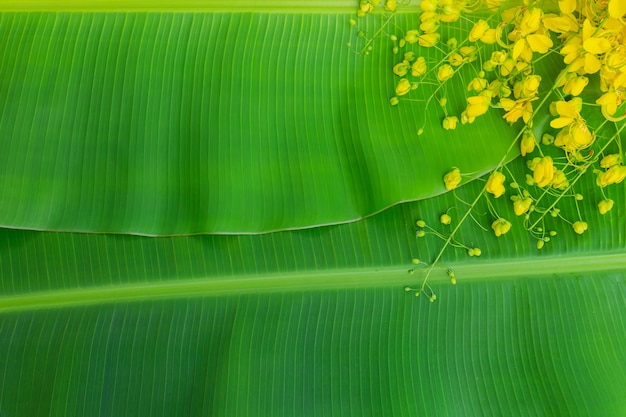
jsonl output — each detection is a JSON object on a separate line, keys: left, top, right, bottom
{"left": 1, "top": 252, "right": 624, "bottom": 313}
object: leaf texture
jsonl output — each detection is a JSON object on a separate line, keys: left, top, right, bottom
{"left": 0, "top": 11, "right": 526, "bottom": 235}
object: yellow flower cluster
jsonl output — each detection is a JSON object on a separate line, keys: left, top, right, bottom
{"left": 355, "top": 0, "right": 625, "bottom": 270}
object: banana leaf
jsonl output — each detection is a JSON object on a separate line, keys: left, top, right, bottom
{"left": 1, "top": 2, "right": 626, "bottom": 417}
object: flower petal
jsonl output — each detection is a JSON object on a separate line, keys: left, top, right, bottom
{"left": 609, "top": 0, "right": 626, "bottom": 19}
{"left": 526, "top": 34, "right": 553, "bottom": 54}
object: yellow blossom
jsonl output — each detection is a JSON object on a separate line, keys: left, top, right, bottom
{"left": 359, "top": 1, "right": 374, "bottom": 14}
{"left": 437, "top": 64, "right": 454, "bottom": 81}
{"left": 395, "top": 78, "right": 411, "bottom": 96}
{"left": 500, "top": 98, "right": 534, "bottom": 123}
{"left": 385, "top": 0, "right": 397, "bottom": 12}
{"left": 469, "top": 20, "right": 490, "bottom": 42}
{"left": 532, "top": 156, "right": 556, "bottom": 187}
{"left": 551, "top": 169, "right": 569, "bottom": 190}
{"left": 554, "top": 121, "right": 595, "bottom": 152}
{"left": 511, "top": 21, "right": 553, "bottom": 60}
{"left": 598, "top": 199, "right": 615, "bottom": 214}
{"left": 420, "top": 18, "right": 440, "bottom": 34}
{"left": 596, "top": 91, "right": 620, "bottom": 116}
{"left": 467, "top": 76, "right": 487, "bottom": 92}
{"left": 558, "top": 0, "right": 576, "bottom": 15}
{"left": 405, "top": 29, "right": 420, "bottom": 44}
{"left": 596, "top": 165, "right": 626, "bottom": 187}
{"left": 543, "top": 13, "right": 578, "bottom": 33}
{"left": 563, "top": 75, "right": 589, "bottom": 96}
{"left": 440, "top": 213, "right": 452, "bottom": 225}
{"left": 516, "top": 75, "right": 542, "bottom": 99}
{"left": 393, "top": 60, "right": 410, "bottom": 77}
{"left": 439, "top": 1, "right": 462, "bottom": 22}
{"left": 459, "top": 46, "right": 477, "bottom": 60}
{"left": 561, "top": 20, "right": 611, "bottom": 74}
{"left": 442, "top": 116, "right": 459, "bottom": 130}
{"left": 486, "top": 171, "right": 506, "bottom": 198}
{"left": 460, "top": 111, "right": 475, "bottom": 124}
{"left": 420, "top": 0, "right": 437, "bottom": 12}
{"left": 491, "top": 218, "right": 512, "bottom": 237}
{"left": 600, "top": 154, "right": 622, "bottom": 168}
{"left": 480, "top": 29, "right": 497, "bottom": 44}
{"left": 550, "top": 100, "right": 580, "bottom": 129}
{"left": 572, "top": 221, "right": 588, "bottom": 235}
{"left": 418, "top": 32, "right": 440, "bottom": 47}
{"left": 490, "top": 50, "right": 507, "bottom": 65}
{"left": 443, "top": 168, "right": 461, "bottom": 190}
{"left": 520, "top": 7, "right": 543, "bottom": 34}
{"left": 465, "top": 91, "right": 492, "bottom": 118}
{"left": 499, "top": 58, "right": 516, "bottom": 77}
{"left": 609, "top": 0, "right": 626, "bottom": 18}
{"left": 448, "top": 53, "right": 464, "bottom": 66}
{"left": 513, "top": 198, "right": 532, "bottom": 215}
{"left": 520, "top": 130, "right": 536, "bottom": 156}
{"left": 411, "top": 57, "right": 427, "bottom": 77}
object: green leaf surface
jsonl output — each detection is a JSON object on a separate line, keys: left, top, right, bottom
{"left": 1, "top": 159, "right": 626, "bottom": 416}
{"left": 2, "top": 4, "right": 626, "bottom": 417}
{"left": 0, "top": 11, "right": 527, "bottom": 235}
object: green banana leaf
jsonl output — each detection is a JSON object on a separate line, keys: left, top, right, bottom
{"left": 1, "top": 3, "right": 626, "bottom": 417}
{"left": 0, "top": 9, "right": 533, "bottom": 235}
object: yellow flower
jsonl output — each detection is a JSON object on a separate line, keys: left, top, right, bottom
{"left": 554, "top": 121, "right": 594, "bottom": 152}
{"left": 600, "top": 154, "right": 622, "bottom": 168}
{"left": 596, "top": 165, "right": 626, "bottom": 187}
{"left": 385, "top": 0, "right": 397, "bottom": 12}
{"left": 551, "top": 169, "right": 569, "bottom": 190}
{"left": 440, "top": 213, "right": 452, "bottom": 225}
{"left": 420, "top": 18, "right": 440, "bottom": 34}
{"left": 512, "top": 33, "right": 553, "bottom": 61}
{"left": 420, "top": 0, "right": 437, "bottom": 12}
{"left": 395, "top": 78, "right": 411, "bottom": 96}
{"left": 411, "top": 57, "right": 427, "bottom": 77}
{"left": 448, "top": 53, "right": 464, "bottom": 67}
{"left": 596, "top": 91, "right": 620, "bottom": 116}
{"left": 515, "top": 75, "right": 541, "bottom": 99}
{"left": 609, "top": 0, "right": 626, "bottom": 19}
{"left": 467, "top": 77, "right": 487, "bottom": 92}
{"left": 405, "top": 29, "right": 420, "bottom": 44}
{"left": 465, "top": 91, "right": 492, "bottom": 118}
{"left": 443, "top": 168, "right": 462, "bottom": 190}
{"left": 418, "top": 32, "right": 440, "bottom": 47}
{"left": 558, "top": 0, "right": 576, "bottom": 14}
{"left": 543, "top": 13, "right": 578, "bottom": 33}
{"left": 500, "top": 98, "right": 534, "bottom": 124}
{"left": 550, "top": 100, "right": 580, "bottom": 129}
{"left": 561, "top": 20, "right": 611, "bottom": 74}
{"left": 469, "top": 19, "right": 490, "bottom": 42}
{"left": 520, "top": 7, "right": 543, "bottom": 34}
{"left": 499, "top": 58, "right": 516, "bottom": 77}
{"left": 359, "top": 1, "right": 374, "bottom": 13}
{"left": 520, "top": 130, "right": 536, "bottom": 156}
{"left": 598, "top": 199, "right": 615, "bottom": 215}
{"left": 513, "top": 198, "right": 532, "bottom": 216}
{"left": 491, "top": 218, "right": 512, "bottom": 237}
{"left": 393, "top": 60, "right": 410, "bottom": 77}
{"left": 442, "top": 116, "right": 459, "bottom": 130}
{"left": 486, "top": 171, "right": 506, "bottom": 198}
{"left": 480, "top": 29, "right": 496, "bottom": 44}
{"left": 558, "top": 72, "right": 589, "bottom": 96}
{"left": 532, "top": 156, "right": 555, "bottom": 187}
{"left": 460, "top": 111, "right": 475, "bottom": 125}
{"left": 439, "top": 1, "right": 462, "bottom": 22}
{"left": 437, "top": 64, "right": 454, "bottom": 81}
{"left": 572, "top": 221, "right": 588, "bottom": 235}
{"left": 459, "top": 46, "right": 477, "bottom": 61}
